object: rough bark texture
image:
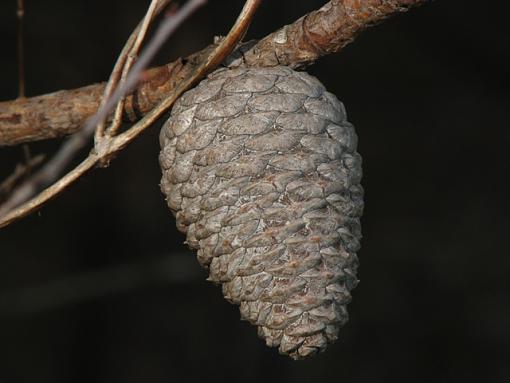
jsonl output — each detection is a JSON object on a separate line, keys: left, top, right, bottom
{"left": 0, "top": 0, "right": 427, "bottom": 146}
{"left": 159, "top": 66, "right": 363, "bottom": 359}
{"left": 242, "top": 0, "right": 428, "bottom": 68}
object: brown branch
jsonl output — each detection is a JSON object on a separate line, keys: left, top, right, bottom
{"left": 242, "top": 0, "right": 429, "bottom": 68}
{"left": 0, "top": 0, "right": 428, "bottom": 147}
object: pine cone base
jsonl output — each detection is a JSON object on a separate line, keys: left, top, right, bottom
{"left": 159, "top": 65, "right": 363, "bottom": 359}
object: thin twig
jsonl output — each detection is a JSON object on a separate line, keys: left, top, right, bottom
{"left": 16, "top": 0, "right": 25, "bottom": 98}
{"left": 94, "top": 0, "right": 173, "bottom": 142}
{"left": 21, "top": 144, "right": 31, "bottom": 172}
{"left": 0, "top": 0, "right": 262, "bottom": 228}
{"left": 104, "top": 0, "right": 170, "bottom": 139}
{"left": 89, "top": 0, "right": 207, "bottom": 144}
{"left": 0, "top": 154, "right": 44, "bottom": 200}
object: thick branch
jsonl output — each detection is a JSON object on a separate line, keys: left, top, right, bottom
{"left": 242, "top": 0, "right": 428, "bottom": 67}
{"left": 0, "top": 0, "right": 427, "bottom": 147}
{"left": 0, "top": 48, "right": 213, "bottom": 146}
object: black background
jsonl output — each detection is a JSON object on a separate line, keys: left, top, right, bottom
{"left": 0, "top": 1, "right": 509, "bottom": 382}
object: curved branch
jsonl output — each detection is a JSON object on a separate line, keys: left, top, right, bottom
{"left": 0, "top": 0, "right": 428, "bottom": 147}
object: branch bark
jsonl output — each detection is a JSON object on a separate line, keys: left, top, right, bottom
{"left": 0, "top": 0, "right": 427, "bottom": 147}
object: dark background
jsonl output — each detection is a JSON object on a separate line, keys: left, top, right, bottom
{"left": 0, "top": 1, "right": 509, "bottom": 382}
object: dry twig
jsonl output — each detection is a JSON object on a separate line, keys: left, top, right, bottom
{"left": 94, "top": 0, "right": 174, "bottom": 142}
{"left": 0, "top": 0, "right": 262, "bottom": 228}
{"left": 16, "top": 0, "right": 25, "bottom": 98}
{"left": 0, "top": 154, "right": 44, "bottom": 200}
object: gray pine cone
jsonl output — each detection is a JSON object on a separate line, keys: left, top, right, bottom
{"left": 159, "top": 65, "right": 363, "bottom": 359}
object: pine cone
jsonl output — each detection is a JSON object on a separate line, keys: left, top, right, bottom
{"left": 159, "top": 65, "right": 363, "bottom": 359}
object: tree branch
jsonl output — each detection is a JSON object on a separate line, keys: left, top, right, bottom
{"left": 242, "top": 0, "right": 429, "bottom": 68}
{"left": 0, "top": 0, "right": 428, "bottom": 147}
